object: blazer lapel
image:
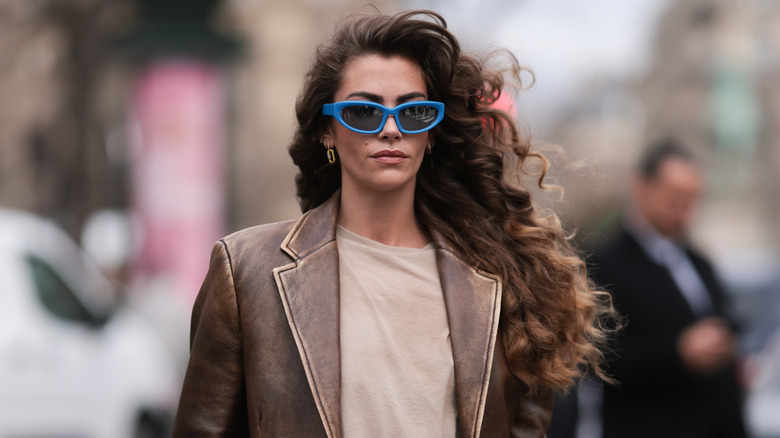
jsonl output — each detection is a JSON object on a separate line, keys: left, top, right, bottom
{"left": 433, "top": 231, "right": 503, "bottom": 438}
{"left": 273, "top": 194, "right": 342, "bottom": 438}
{"left": 271, "top": 196, "right": 502, "bottom": 438}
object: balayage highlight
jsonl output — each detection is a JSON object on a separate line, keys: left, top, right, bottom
{"left": 288, "top": 9, "right": 614, "bottom": 393}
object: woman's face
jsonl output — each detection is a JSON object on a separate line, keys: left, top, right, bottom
{"left": 323, "top": 54, "right": 430, "bottom": 196}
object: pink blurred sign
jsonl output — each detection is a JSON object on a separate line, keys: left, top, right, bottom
{"left": 129, "top": 60, "right": 225, "bottom": 301}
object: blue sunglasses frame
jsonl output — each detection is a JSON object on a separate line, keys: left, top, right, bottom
{"left": 322, "top": 100, "right": 445, "bottom": 134}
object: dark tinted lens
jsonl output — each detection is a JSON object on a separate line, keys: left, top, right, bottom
{"left": 398, "top": 105, "right": 439, "bottom": 131}
{"left": 340, "top": 105, "right": 383, "bottom": 131}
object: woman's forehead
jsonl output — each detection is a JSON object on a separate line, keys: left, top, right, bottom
{"left": 335, "top": 54, "right": 426, "bottom": 102}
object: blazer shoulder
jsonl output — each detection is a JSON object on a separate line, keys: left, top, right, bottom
{"left": 218, "top": 219, "right": 298, "bottom": 260}
{"left": 604, "top": 227, "right": 647, "bottom": 257}
{"left": 588, "top": 227, "right": 651, "bottom": 287}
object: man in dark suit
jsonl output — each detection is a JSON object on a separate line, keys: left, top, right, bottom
{"left": 591, "top": 140, "right": 745, "bottom": 438}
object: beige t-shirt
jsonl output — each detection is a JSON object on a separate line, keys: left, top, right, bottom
{"left": 337, "top": 226, "right": 459, "bottom": 437}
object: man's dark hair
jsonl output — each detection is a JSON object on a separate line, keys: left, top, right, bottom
{"left": 638, "top": 139, "right": 696, "bottom": 180}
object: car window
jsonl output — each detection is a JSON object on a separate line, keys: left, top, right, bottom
{"left": 26, "top": 254, "right": 100, "bottom": 325}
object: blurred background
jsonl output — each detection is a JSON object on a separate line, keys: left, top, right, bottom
{"left": 1, "top": 0, "right": 778, "bottom": 437}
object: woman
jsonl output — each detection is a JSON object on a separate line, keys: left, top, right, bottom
{"left": 173, "top": 9, "right": 611, "bottom": 438}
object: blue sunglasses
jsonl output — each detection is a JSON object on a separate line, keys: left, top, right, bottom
{"left": 322, "top": 100, "right": 445, "bottom": 134}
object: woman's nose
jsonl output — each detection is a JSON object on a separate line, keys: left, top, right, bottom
{"left": 380, "top": 114, "right": 402, "bottom": 139}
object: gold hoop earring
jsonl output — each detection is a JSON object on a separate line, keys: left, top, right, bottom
{"left": 327, "top": 147, "right": 336, "bottom": 164}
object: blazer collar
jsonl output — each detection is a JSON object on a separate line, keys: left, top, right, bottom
{"left": 435, "top": 239, "right": 503, "bottom": 438}
{"left": 279, "top": 192, "right": 340, "bottom": 261}
{"left": 274, "top": 191, "right": 502, "bottom": 438}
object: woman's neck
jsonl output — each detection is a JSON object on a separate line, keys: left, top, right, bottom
{"left": 338, "top": 183, "right": 430, "bottom": 248}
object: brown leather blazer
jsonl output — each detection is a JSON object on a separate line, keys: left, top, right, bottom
{"left": 172, "top": 193, "right": 552, "bottom": 437}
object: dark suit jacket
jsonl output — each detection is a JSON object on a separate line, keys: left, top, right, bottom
{"left": 172, "top": 192, "right": 552, "bottom": 437}
{"left": 590, "top": 225, "right": 744, "bottom": 438}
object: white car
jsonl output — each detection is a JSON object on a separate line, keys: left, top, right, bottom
{"left": 0, "top": 208, "right": 181, "bottom": 438}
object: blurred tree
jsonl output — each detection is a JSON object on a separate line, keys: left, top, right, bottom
{"left": 30, "top": 0, "right": 133, "bottom": 239}
{"left": 1, "top": 0, "right": 240, "bottom": 241}
{"left": 114, "top": 0, "right": 242, "bottom": 60}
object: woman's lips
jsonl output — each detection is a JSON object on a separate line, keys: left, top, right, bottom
{"left": 370, "top": 149, "right": 408, "bottom": 164}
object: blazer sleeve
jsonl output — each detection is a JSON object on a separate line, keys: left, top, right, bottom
{"left": 172, "top": 241, "right": 250, "bottom": 437}
{"left": 511, "top": 388, "right": 553, "bottom": 438}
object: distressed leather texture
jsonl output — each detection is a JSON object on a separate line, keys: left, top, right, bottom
{"left": 172, "top": 193, "right": 552, "bottom": 437}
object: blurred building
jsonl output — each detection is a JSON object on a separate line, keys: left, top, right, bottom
{"left": 643, "top": 0, "right": 780, "bottom": 262}
{"left": 3, "top": 0, "right": 777, "bottom": 297}
{"left": 0, "top": 0, "right": 399, "bottom": 302}
{"left": 548, "top": 0, "right": 780, "bottom": 266}
{"left": 0, "top": 0, "right": 134, "bottom": 239}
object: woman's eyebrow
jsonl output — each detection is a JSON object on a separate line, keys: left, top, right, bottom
{"left": 397, "top": 91, "right": 426, "bottom": 102}
{"left": 343, "top": 91, "right": 427, "bottom": 104}
{"left": 344, "top": 91, "right": 383, "bottom": 102}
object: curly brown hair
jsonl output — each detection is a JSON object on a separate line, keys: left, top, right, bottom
{"left": 288, "top": 9, "right": 613, "bottom": 393}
